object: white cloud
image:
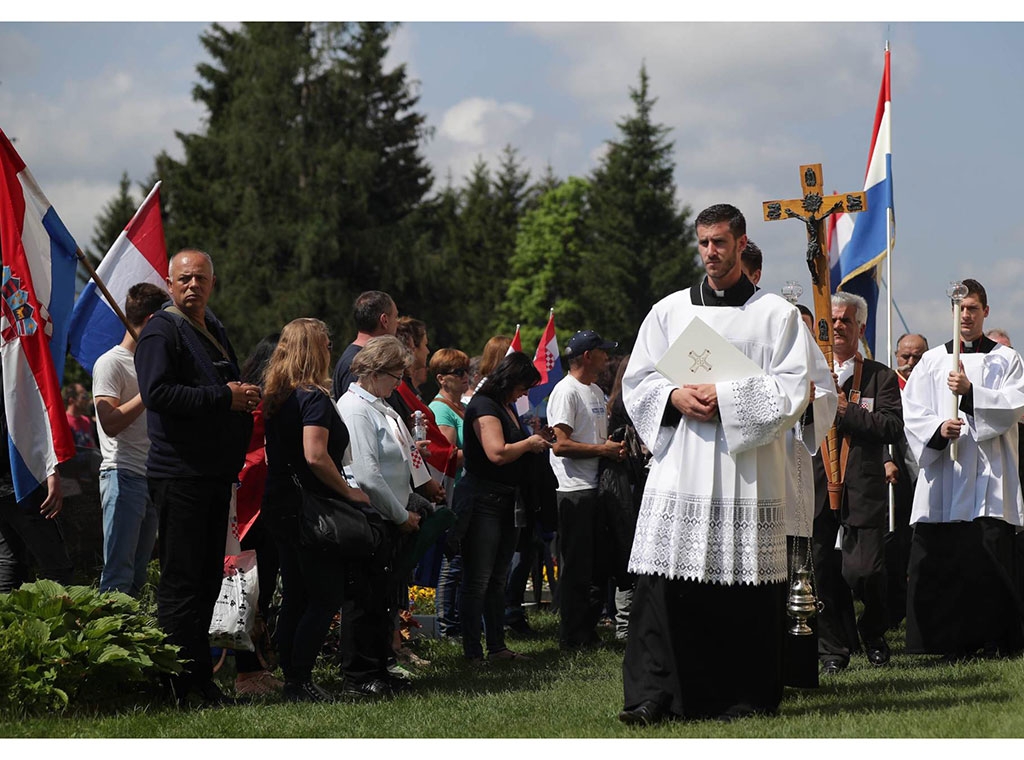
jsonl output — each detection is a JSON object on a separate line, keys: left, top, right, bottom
{"left": 45, "top": 178, "right": 122, "bottom": 253}
{"left": 439, "top": 97, "right": 533, "bottom": 145}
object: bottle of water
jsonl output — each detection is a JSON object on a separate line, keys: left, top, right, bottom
{"left": 413, "top": 410, "right": 427, "bottom": 441}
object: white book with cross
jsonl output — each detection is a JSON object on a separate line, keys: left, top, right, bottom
{"left": 655, "top": 315, "right": 765, "bottom": 386}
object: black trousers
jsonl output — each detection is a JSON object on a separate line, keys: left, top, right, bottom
{"left": 339, "top": 549, "right": 396, "bottom": 684}
{"left": 622, "top": 574, "right": 786, "bottom": 720}
{"left": 556, "top": 489, "right": 610, "bottom": 648}
{"left": 0, "top": 486, "right": 73, "bottom": 593}
{"left": 274, "top": 534, "right": 345, "bottom": 684}
{"left": 151, "top": 476, "right": 232, "bottom": 691}
{"left": 907, "top": 518, "right": 1024, "bottom": 657}
{"left": 813, "top": 507, "right": 888, "bottom": 664}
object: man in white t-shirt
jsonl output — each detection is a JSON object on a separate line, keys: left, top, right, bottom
{"left": 93, "top": 282, "right": 168, "bottom": 595}
{"left": 548, "top": 330, "right": 627, "bottom": 649}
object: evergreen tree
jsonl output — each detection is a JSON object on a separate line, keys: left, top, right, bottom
{"left": 588, "top": 64, "right": 699, "bottom": 348}
{"left": 79, "top": 171, "right": 137, "bottom": 288}
{"left": 448, "top": 158, "right": 498, "bottom": 354}
{"left": 155, "top": 22, "right": 434, "bottom": 355}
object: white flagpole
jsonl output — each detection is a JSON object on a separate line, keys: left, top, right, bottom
{"left": 884, "top": 40, "right": 897, "bottom": 534}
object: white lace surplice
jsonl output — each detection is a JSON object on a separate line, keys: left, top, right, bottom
{"left": 786, "top": 332, "right": 837, "bottom": 537}
{"left": 623, "top": 289, "right": 822, "bottom": 585}
{"left": 903, "top": 344, "right": 1024, "bottom": 526}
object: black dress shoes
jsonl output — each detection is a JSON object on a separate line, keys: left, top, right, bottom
{"left": 283, "top": 681, "right": 334, "bottom": 703}
{"left": 821, "top": 658, "right": 847, "bottom": 675}
{"left": 618, "top": 700, "right": 664, "bottom": 726}
{"left": 341, "top": 677, "right": 396, "bottom": 699}
{"left": 866, "top": 638, "right": 891, "bottom": 666}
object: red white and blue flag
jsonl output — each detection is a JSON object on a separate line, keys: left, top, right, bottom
{"left": 528, "top": 310, "right": 561, "bottom": 409}
{"left": 68, "top": 181, "right": 167, "bottom": 373}
{"left": 828, "top": 46, "right": 894, "bottom": 358}
{"left": 504, "top": 324, "right": 531, "bottom": 414}
{"left": 0, "top": 128, "right": 78, "bottom": 500}
{"left": 506, "top": 324, "right": 522, "bottom": 355}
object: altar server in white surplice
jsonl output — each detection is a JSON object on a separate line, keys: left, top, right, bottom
{"left": 617, "top": 204, "right": 832, "bottom": 727}
{"left": 902, "top": 278, "right": 1024, "bottom": 659}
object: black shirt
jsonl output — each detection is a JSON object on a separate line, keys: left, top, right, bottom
{"left": 463, "top": 393, "right": 528, "bottom": 485}
{"left": 331, "top": 342, "right": 363, "bottom": 401}
{"left": 134, "top": 307, "right": 252, "bottom": 481}
{"left": 265, "top": 387, "right": 350, "bottom": 498}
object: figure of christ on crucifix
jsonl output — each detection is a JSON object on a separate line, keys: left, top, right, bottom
{"left": 763, "top": 163, "right": 867, "bottom": 512}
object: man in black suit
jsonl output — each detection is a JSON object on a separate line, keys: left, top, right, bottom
{"left": 813, "top": 292, "right": 903, "bottom": 674}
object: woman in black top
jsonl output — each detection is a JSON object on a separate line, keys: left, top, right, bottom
{"left": 456, "top": 352, "right": 551, "bottom": 662}
{"left": 261, "top": 318, "right": 370, "bottom": 702}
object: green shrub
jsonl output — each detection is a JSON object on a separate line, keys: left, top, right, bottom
{"left": 0, "top": 579, "right": 181, "bottom": 715}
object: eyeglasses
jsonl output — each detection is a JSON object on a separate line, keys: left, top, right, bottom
{"left": 383, "top": 371, "right": 404, "bottom": 383}
{"left": 447, "top": 368, "right": 469, "bottom": 377}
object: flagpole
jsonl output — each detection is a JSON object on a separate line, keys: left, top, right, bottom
{"left": 74, "top": 248, "right": 137, "bottom": 341}
{"left": 884, "top": 39, "right": 896, "bottom": 534}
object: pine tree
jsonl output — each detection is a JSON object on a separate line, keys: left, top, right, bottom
{"left": 155, "top": 22, "right": 434, "bottom": 356}
{"left": 588, "top": 64, "right": 699, "bottom": 348}
{"left": 78, "top": 171, "right": 137, "bottom": 289}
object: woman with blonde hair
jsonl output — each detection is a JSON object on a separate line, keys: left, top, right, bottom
{"left": 261, "top": 318, "right": 370, "bottom": 703}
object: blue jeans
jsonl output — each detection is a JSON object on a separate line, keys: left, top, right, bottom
{"left": 99, "top": 468, "right": 158, "bottom": 596}
{"left": 457, "top": 478, "right": 518, "bottom": 659}
{"left": 436, "top": 553, "right": 463, "bottom": 637}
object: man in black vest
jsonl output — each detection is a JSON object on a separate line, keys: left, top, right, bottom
{"left": 813, "top": 292, "right": 903, "bottom": 674}
{"left": 135, "top": 249, "right": 258, "bottom": 707}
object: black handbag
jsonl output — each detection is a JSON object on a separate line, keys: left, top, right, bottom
{"left": 296, "top": 478, "right": 379, "bottom": 556}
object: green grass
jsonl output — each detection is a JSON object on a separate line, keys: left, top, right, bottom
{"left": 3, "top": 610, "right": 1024, "bottom": 738}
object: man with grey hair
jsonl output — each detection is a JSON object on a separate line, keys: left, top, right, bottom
{"left": 136, "top": 249, "right": 259, "bottom": 707}
{"left": 894, "top": 333, "right": 929, "bottom": 390}
{"left": 986, "top": 327, "right": 1012, "bottom": 347}
{"left": 813, "top": 291, "right": 903, "bottom": 674}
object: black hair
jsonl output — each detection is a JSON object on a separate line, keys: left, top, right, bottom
{"left": 353, "top": 291, "right": 395, "bottom": 333}
{"left": 241, "top": 332, "right": 281, "bottom": 387}
{"left": 741, "top": 239, "right": 763, "bottom": 273}
{"left": 695, "top": 203, "right": 746, "bottom": 237}
{"left": 477, "top": 352, "right": 541, "bottom": 403}
{"left": 962, "top": 278, "right": 988, "bottom": 309}
{"left": 125, "top": 282, "right": 168, "bottom": 328}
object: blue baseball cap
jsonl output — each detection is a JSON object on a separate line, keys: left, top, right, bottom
{"left": 563, "top": 330, "right": 618, "bottom": 358}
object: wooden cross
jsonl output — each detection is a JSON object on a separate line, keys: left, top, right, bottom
{"left": 762, "top": 163, "right": 866, "bottom": 363}
{"left": 763, "top": 163, "right": 867, "bottom": 511}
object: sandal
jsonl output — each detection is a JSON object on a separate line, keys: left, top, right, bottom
{"left": 488, "top": 649, "right": 532, "bottom": 662}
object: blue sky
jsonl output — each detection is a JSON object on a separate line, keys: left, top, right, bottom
{"left": 2, "top": 17, "right": 1023, "bottom": 358}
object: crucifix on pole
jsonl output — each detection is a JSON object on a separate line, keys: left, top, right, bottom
{"left": 763, "top": 163, "right": 867, "bottom": 511}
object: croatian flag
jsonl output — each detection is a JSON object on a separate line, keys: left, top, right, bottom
{"left": 68, "top": 182, "right": 167, "bottom": 373}
{"left": 528, "top": 310, "right": 562, "bottom": 409}
{"left": 504, "top": 324, "right": 532, "bottom": 414}
{"left": 0, "top": 128, "right": 78, "bottom": 500}
{"left": 828, "top": 46, "right": 893, "bottom": 358}
{"left": 506, "top": 324, "right": 522, "bottom": 355}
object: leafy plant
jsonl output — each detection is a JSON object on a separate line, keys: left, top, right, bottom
{"left": 0, "top": 580, "right": 181, "bottom": 715}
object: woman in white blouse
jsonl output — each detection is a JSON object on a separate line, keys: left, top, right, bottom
{"left": 335, "top": 335, "right": 423, "bottom": 699}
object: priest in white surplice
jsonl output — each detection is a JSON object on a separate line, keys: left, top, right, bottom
{"left": 902, "top": 278, "right": 1024, "bottom": 658}
{"left": 617, "top": 204, "right": 833, "bottom": 726}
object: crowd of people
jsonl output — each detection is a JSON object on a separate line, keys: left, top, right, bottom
{"left": 1, "top": 201, "right": 1023, "bottom": 726}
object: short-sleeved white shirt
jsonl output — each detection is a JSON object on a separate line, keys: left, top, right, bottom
{"left": 546, "top": 374, "right": 608, "bottom": 491}
{"left": 92, "top": 345, "right": 149, "bottom": 476}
